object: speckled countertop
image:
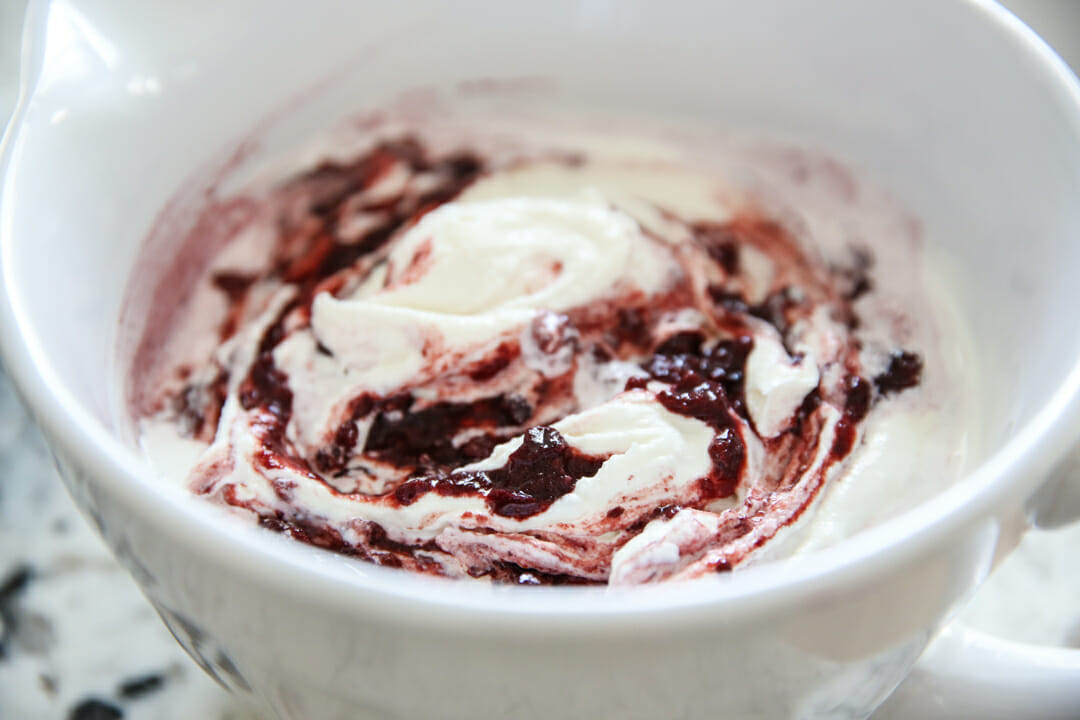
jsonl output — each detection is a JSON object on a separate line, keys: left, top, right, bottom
{"left": 1, "top": 2, "right": 1079, "bottom": 719}
{"left": 0, "top": 368, "right": 261, "bottom": 720}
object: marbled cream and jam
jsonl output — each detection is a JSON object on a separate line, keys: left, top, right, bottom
{"left": 131, "top": 120, "right": 952, "bottom": 586}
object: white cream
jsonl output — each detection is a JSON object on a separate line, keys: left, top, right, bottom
{"left": 457, "top": 160, "right": 736, "bottom": 242}
{"left": 368, "top": 197, "right": 673, "bottom": 314}
{"left": 744, "top": 325, "right": 820, "bottom": 438}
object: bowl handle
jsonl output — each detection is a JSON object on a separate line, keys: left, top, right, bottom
{"left": 1027, "top": 441, "right": 1080, "bottom": 529}
{"left": 873, "top": 623, "right": 1080, "bottom": 719}
{"left": 876, "top": 452, "right": 1080, "bottom": 720}
{"left": 1, "top": 0, "right": 46, "bottom": 152}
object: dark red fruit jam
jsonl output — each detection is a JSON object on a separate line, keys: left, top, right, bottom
{"left": 875, "top": 350, "right": 923, "bottom": 395}
{"left": 394, "top": 426, "right": 606, "bottom": 518}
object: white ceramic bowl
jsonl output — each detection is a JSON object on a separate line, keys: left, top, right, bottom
{"left": 3, "top": 1, "right": 1080, "bottom": 718}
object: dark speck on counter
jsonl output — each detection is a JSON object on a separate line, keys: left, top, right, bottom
{"left": 68, "top": 698, "right": 124, "bottom": 720}
{"left": 118, "top": 673, "right": 167, "bottom": 699}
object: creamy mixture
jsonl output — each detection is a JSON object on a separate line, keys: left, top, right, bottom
{"left": 130, "top": 109, "right": 967, "bottom": 585}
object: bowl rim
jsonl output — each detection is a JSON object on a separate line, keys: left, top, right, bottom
{"left": 3, "top": 0, "right": 1080, "bottom": 630}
